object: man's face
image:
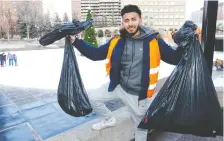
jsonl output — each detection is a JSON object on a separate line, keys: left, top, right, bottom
{"left": 122, "top": 12, "right": 142, "bottom": 34}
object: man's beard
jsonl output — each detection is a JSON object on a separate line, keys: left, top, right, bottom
{"left": 127, "top": 26, "right": 140, "bottom": 37}
{"left": 119, "top": 26, "right": 140, "bottom": 39}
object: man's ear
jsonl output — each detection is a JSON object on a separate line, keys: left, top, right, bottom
{"left": 140, "top": 17, "right": 142, "bottom": 24}
{"left": 120, "top": 22, "right": 124, "bottom": 29}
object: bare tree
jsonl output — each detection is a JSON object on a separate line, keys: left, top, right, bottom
{"left": 2, "top": 8, "right": 11, "bottom": 40}
{"left": 16, "top": 1, "right": 42, "bottom": 39}
{"left": 0, "top": 1, "right": 3, "bottom": 38}
{"left": 53, "top": 12, "right": 62, "bottom": 26}
{"left": 63, "top": 12, "right": 69, "bottom": 22}
{"left": 38, "top": 12, "right": 52, "bottom": 37}
{"left": 0, "top": 4, "right": 16, "bottom": 40}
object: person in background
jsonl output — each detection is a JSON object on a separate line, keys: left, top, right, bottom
{"left": 0, "top": 52, "right": 3, "bottom": 67}
{"left": 12, "top": 54, "right": 18, "bottom": 66}
{"left": 2, "top": 52, "right": 7, "bottom": 66}
{"left": 7, "top": 52, "right": 14, "bottom": 66}
{"left": 215, "top": 58, "right": 223, "bottom": 71}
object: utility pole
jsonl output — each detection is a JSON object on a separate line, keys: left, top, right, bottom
{"left": 201, "top": 1, "right": 218, "bottom": 75}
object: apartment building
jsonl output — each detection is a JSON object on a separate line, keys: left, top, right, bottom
{"left": 72, "top": 0, "right": 81, "bottom": 20}
{"left": 98, "top": 0, "right": 121, "bottom": 27}
{"left": 121, "top": 0, "right": 186, "bottom": 30}
{"left": 79, "top": 0, "right": 121, "bottom": 27}
{"left": 191, "top": 2, "right": 224, "bottom": 27}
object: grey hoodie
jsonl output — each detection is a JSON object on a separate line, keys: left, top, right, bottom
{"left": 120, "top": 25, "right": 154, "bottom": 96}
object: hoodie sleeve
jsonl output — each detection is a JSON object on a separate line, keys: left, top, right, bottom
{"left": 157, "top": 37, "right": 184, "bottom": 65}
{"left": 72, "top": 38, "right": 110, "bottom": 61}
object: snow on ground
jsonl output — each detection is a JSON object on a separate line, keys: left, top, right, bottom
{"left": 0, "top": 49, "right": 108, "bottom": 90}
{"left": 0, "top": 48, "right": 176, "bottom": 90}
{"left": 0, "top": 48, "right": 222, "bottom": 91}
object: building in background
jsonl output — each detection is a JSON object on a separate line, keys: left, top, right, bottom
{"left": 97, "top": 0, "right": 121, "bottom": 27}
{"left": 78, "top": 0, "right": 121, "bottom": 27}
{"left": 191, "top": 2, "right": 224, "bottom": 28}
{"left": 190, "top": 9, "right": 203, "bottom": 27}
{"left": 74, "top": 0, "right": 187, "bottom": 29}
{"left": 216, "top": 2, "right": 224, "bottom": 25}
{"left": 71, "top": 0, "right": 81, "bottom": 20}
{"left": 80, "top": 0, "right": 99, "bottom": 21}
{"left": 121, "top": 0, "right": 186, "bottom": 30}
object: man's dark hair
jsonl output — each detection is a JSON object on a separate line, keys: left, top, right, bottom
{"left": 121, "top": 5, "right": 142, "bottom": 17}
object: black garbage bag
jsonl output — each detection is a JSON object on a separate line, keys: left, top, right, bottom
{"left": 138, "top": 21, "right": 223, "bottom": 137}
{"left": 39, "top": 19, "right": 93, "bottom": 46}
{"left": 57, "top": 36, "right": 92, "bottom": 117}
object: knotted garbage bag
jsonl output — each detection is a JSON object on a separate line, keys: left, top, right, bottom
{"left": 39, "top": 19, "right": 93, "bottom": 46}
{"left": 138, "top": 21, "right": 223, "bottom": 137}
{"left": 57, "top": 36, "right": 92, "bottom": 117}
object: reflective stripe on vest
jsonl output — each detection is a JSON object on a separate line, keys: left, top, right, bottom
{"left": 105, "top": 36, "right": 121, "bottom": 76}
{"left": 147, "top": 38, "right": 161, "bottom": 98}
{"left": 106, "top": 37, "right": 161, "bottom": 98}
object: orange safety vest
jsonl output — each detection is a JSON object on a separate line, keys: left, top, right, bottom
{"left": 105, "top": 36, "right": 161, "bottom": 98}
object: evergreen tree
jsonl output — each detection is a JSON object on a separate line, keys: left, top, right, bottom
{"left": 84, "top": 10, "right": 98, "bottom": 47}
{"left": 54, "top": 13, "right": 62, "bottom": 26}
{"left": 17, "top": 18, "right": 27, "bottom": 39}
{"left": 63, "top": 12, "right": 69, "bottom": 22}
{"left": 42, "top": 13, "right": 52, "bottom": 35}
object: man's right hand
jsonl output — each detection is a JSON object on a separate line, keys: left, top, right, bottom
{"left": 70, "top": 35, "right": 77, "bottom": 44}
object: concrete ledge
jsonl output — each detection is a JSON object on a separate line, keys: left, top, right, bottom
{"left": 46, "top": 107, "right": 134, "bottom": 141}
{"left": 46, "top": 78, "right": 223, "bottom": 141}
{"left": 148, "top": 131, "right": 223, "bottom": 141}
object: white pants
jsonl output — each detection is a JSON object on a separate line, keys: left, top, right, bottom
{"left": 87, "top": 82, "right": 156, "bottom": 141}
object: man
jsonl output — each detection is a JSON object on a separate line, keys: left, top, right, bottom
{"left": 215, "top": 58, "right": 223, "bottom": 71}
{"left": 12, "top": 54, "right": 18, "bottom": 66}
{"left": 0, "top": 52, "right": 3, "bottom": 67}
{"left": 70, "top": 4, "right": 183, "bottom": 141}
{"left": 2, "top": 52, "right": 7, "bottom": 66}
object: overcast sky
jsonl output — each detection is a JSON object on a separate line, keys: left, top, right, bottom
{"left": 185, "top": 0, "right": 204, "bottom": 19}
{"left": 42, "top": 0, "right": 223, "bottom": 20}
{"left": 42, "top": 0, "right": 72, "bottom": 20}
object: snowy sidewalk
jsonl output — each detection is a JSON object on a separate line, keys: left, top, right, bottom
{"left": 0, "top": 49, "right": 125, "bottom": 140}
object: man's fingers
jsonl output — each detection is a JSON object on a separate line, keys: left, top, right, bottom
{"left": 70, "top": 35, "right": 77, "bottom": 43}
